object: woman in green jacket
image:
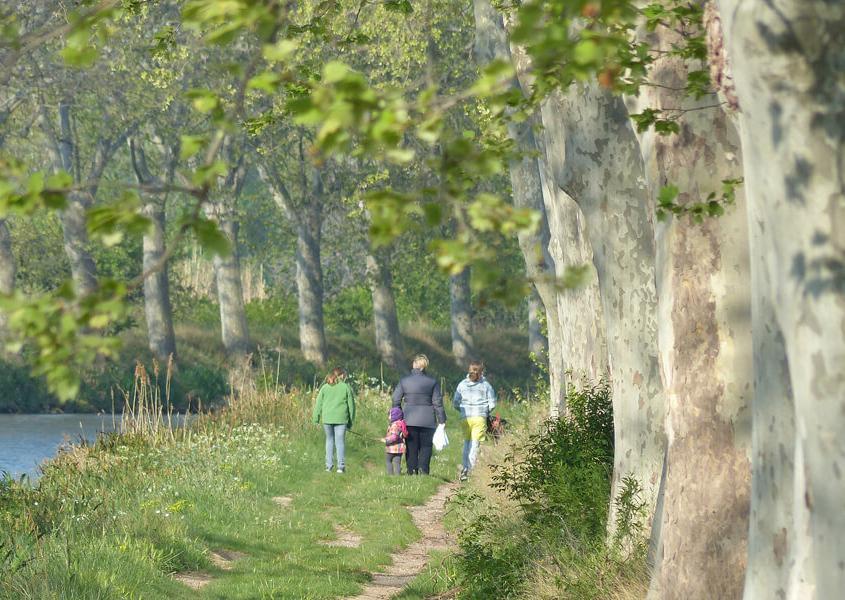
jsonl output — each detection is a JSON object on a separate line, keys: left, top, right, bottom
{"left": 312, "top": 367, "right": 356, "bottom": 473}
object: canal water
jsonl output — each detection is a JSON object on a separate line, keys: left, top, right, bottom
{"left": 0, "top": 414, "right": 120, "bottom": 479}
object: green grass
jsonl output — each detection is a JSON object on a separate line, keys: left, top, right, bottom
{"left": 0, "top": 385, "right": 466, "bottom": 599}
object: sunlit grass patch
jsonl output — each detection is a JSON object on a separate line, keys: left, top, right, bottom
{"left": 0, "top": 375, "right": 464, "bottom": 599}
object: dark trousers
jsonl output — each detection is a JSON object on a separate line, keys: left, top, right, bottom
{"left": 405, "top": 426, "right": 435, "bottom": 474}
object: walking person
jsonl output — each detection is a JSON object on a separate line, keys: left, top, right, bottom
{"left": 384, "top": 407, "right": 408, "bottom": 475}
{"left": 453, "top": 360, "right": 496, "bottom": 481}
{"left": 312, "top": 367, "right": 356, "bottom": 473}
{"left": 392, "top": 354, "right": 446, "bottom": 475}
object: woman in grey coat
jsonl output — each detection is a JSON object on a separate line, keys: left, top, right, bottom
{"left": 391, "top": 354, "right": 446, "bottom": 474}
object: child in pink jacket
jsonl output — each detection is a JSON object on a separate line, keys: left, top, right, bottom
{"left": 384, "top": 407, "right": 408, "bottom": 475}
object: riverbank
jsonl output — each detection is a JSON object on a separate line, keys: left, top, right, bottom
{"left": 0, "top": 382, "right": 469, "bottom": 599}
{"left": 0, "top": 318, "right": 532, "bottom": 414}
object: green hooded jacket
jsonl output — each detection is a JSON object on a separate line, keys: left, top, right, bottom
{"left": 312, "top": 382, "right": 356, "bottom": 427}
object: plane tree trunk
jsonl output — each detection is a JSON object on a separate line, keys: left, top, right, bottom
{"left": 210, "top": 155, "right": 250, "bottom": 357}
{"left": 256, "top": 159, "right": 328, "bottom": 366}
{"left": 129, "top": 137, "right": 177, "bottom": 362}
{"left": 539, "top": 84, "right": 665, "bottom": 536}
{"left": 449, "top": 267, "right": 475, "bottom": 368}
{"left": 366, "top": 248, "right": 405, "bottom": 373}
{"left": 715, "top": 1, "right": 845, "bottom": 596}
{"left": 639, "top": 11, "right": 753, "bottom": 597}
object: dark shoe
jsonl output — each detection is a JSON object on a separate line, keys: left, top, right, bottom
{"left": 459, "top": 468, "right": 469, "bottom": 482}
{"left": 337, "top": 468, "right": 345, "bottom": 474}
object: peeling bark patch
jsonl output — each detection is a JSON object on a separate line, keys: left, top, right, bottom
{"left": 657, "top": 217, "right": 751, "bottom": 599}
{"left": 773, "top": 528, "right": 788, "bottom": 567}
{"left": 633, "top": 371, "right": 643, "bottom": 387}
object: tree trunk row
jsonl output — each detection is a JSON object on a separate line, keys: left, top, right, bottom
{"left": 475, "top": 0, "right": 845, "bottom": 597}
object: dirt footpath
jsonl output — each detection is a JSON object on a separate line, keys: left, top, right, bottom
{"left": 344, "top": 481, "right": 459, "bottom": 600}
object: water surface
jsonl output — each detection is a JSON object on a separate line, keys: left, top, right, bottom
{"left": 0, "top": 414, "right": 119, "bottom": 479}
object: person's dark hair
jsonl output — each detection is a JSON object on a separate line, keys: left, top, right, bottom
{"left": 326, "top": 367, "right": 346, "bottom": 385}
{"left": 468, "top": 360, "right": 483, "bottom": 371}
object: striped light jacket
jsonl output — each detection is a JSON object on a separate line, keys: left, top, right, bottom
{"left": 452, "top": 377, "right": 496, "bottom": 419}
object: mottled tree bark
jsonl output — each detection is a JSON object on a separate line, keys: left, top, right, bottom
{"left": 40, "top": 101, "right": 128, "bottom": 298}
{"left": 129, "top": 138, "right": 176, "bottom": 361}
{"left": 213, "top": 217, "right": 251, "bottom": 357}
{"left": 715, "top": 1, "right": 845, "bottom": 597}
{"left": 210, "top": 156, "right": 250, "bottom": 357}
{"left": 49, "top": 102, "right": 97, "bottom": 296}
{"left": 540, "top": 85, "right": 665, "bottom": 534}
{"left": 257, "top": 160, "right": 328, "bottom": 366}
{"left": 450, "top": 268, "right": 475, "bottom": 368}
{"left": 474, "top": 0, "right": 603, "bottom": 415}
{"left": 366, "top": 249, "right": 405, "bottom": 373}
{"left": 639, "top": 11, "right": 753, "bottom": 599}
{"left": 295, "top": 200, "right": 328, "bottom": 366}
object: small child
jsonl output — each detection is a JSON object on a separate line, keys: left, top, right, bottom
{"left": 384, "top": 407, "right": 408, "bottom": 476}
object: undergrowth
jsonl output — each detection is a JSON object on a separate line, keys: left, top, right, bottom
{"left": 445, "top": 379, "right": 649, "bottom": 600}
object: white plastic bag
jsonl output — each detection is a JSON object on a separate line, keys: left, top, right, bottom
{"left": 433, "top": 423, "right": 449, "bottom": 452}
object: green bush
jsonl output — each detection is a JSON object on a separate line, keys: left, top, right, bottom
{"left": 490, "top": 379, "right": 613, "bottom": 542}
{"left": 170, "top": 364, "right": 229, "bottom": 411}
{"left": 453, "top": 380, "right": 620, "bottom": 599}
{"left": 0, "top": 360, "right": 53, "bottom": 413}
{"left": 245, "top": 295, "right": 298, "bottom": 330}
{"left": 324, "top": 285, "right": 373, "bottom": 331}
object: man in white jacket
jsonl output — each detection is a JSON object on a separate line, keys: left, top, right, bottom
{"left": 452, "top": 360, "right": 496, "bottom": 481}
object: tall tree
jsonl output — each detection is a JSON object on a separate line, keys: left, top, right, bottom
{"left": 128, "top": 136, "right": 177, "bottom": 361}
{"left": 256, "top": 143, "right": 328, "bottom": 366}
{"left": 449, "top": 267, "right": 475, "bottom": 367}
{"left": 366, "top": 247, "right": 405, "bottom": 372}
{"left": 639, "top": 8, "right": 753, "bottom": 597}
{"left": 473, "top": 0, "right": 555, "bottom": 395}
{"left": 210, "top": 145, "right": 251, "bottom": 357}
{"left": 502, "top": 18, "right": 610, "bottom": 416}
{"left": 39, "top": 100, "right": 128, "bottom": 297}
{"left": 714, "top": 1, "right": 845, "bottom": 596}
{"left": 537, "top": 85, "right": 666, "bottom": 531}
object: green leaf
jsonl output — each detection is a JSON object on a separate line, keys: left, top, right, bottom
{"left": 191, "top": 217, "right": 231, "bottom": 257}
{"left": 263, "top": 39, "right": 298, "bottom": 62}
{"left": 186, "top": 89, "right": 219, "bottom": 113}
{"left": 658, "top": 184, "right": 680, "bottom": 206}
{"left": 247, "top": 71, "right": 281, "bottom": 93}
{"left": 323, "top": 61, "right": 349, "bottom": 84}
{"left": 180, "top": 135, "right": 206, "bottom": 160}
{"left": 573, "top": 40, "right": 600, "bottom": 66}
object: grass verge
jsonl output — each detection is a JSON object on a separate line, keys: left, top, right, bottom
{"left": 0, "top": 375, "right": 465, "bottom": 599}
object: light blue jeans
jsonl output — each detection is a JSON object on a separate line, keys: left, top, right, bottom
{"left": 323, "top": 423, "right": 347, "bottom": 470}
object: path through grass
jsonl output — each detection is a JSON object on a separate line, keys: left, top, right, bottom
{"left": 1, "top": 386, "right": 463, "bottom": 599}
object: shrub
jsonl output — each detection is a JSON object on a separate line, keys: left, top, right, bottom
{"left": 450, "top": 379, "right": 647, "bottom": 600}
{"left": 490, "top": 379, "right": 613, "bottom": 543}
{"left": 324, "top": 285, "right": 372, "bottom": 331}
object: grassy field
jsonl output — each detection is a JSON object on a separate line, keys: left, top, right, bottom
{"left": 0, "top": 379, "right": 470, "bottom": 599}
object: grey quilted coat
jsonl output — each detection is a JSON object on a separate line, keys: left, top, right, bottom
{"left": 391, "top": 368, "right": 447, "bottom": 429}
